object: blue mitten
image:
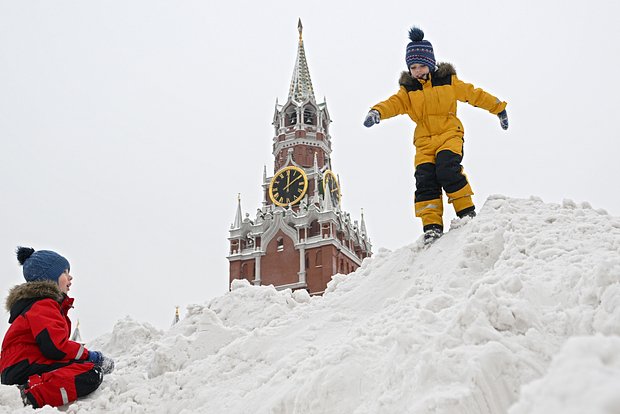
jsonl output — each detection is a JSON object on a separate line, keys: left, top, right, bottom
{"left": 498, "top": 109, "right": 509, "bottom": 130}
{"left": 88, "top": 350, "right": 115, "bottom": 374}
{"left": 363, "top": 109, "right": 380, "bottom": 128}
{"left": 87, "top": 350, "right": 103, "bottom": 365}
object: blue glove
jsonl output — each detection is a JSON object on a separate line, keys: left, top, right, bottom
{"left": 88, "top": 350, "right": 115, "bottom": 374}
{"left": 363, "top": 109, "right": 380, "bottom": 128}
{"left": 88, "top": 350, "right": 103, "bottom": 365}
{"left": 498, "top": 109, "right": 508, "bottom": 130}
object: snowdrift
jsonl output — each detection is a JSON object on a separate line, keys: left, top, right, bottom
{"left": 1, "top": 195, "right": 619, "bottom": 413}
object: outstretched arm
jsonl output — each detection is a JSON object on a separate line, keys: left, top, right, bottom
{"left": 453, "top": 77, "right": 507, "bottom": 115}
{"left": 370, "top": 87, "right": 411, "bottom": 121}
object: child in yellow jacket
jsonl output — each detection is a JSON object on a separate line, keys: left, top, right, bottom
{"left": 364, "top": 27, "right": 508, "bottom": 243}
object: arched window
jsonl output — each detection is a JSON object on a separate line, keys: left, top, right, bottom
{"left": 277, "top": 237, "right": 284, "bottom": 252}
{"left": 240, "top": 263, "right": 247, "bottom": 278}
{"left": 303, "top": 108, "right": 316, "bottom": 125}
{"left": 285, "top": 108, "right": 297, "bottom": 126}
{"left": 305, "top": 253, "right": 310, "bottom": 269}
{"left": 308, "top": 220, "right": 320, "bottom": 238}
{"left": 315, "top": 251, "right": 322, "bottom": 267}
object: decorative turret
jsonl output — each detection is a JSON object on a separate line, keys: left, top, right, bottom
{"left": 232, "top": 194, "right": 242, "bottom": 229}
{"left": 323, "top": 182, "right": 334, "bottom": 212}
{"left": 172, "top": 306, "right": 180, "bottom": 326}
{"left": 360, "top": 209, "right": 367, "bottom": 238}
{"left": 70, "top": 320, "right": 83, "bottom": 343}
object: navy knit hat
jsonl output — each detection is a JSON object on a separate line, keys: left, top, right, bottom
{"left": 405, "top": 27, "right": 436, "bottom": 70}
{"left": 17, "top": 247, "right": 70, "bottom": 283}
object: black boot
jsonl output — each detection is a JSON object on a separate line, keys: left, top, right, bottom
{"left": 423, "top": 224, "right": 443, "bottom": 245}
{"left": 457, "top": 206, "right": 476, "bottom": 219}
{"left": 17, "top": 384, "right": 33, "bottom": 407}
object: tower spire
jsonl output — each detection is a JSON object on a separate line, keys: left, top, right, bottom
{"left": 288, "top": 19, "right": 315, "bottom": 103}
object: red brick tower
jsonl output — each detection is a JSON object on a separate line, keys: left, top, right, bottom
{"left": 227, "top": 20, "right": 372, "bottom": 295}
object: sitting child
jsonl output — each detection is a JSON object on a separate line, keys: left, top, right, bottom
{"left": 1, "top": 247, "right": 114, "bottom": 408}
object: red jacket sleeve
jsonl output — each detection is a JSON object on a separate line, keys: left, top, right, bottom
{"left": 25, "top": 299, "right": 88, "bottom": 361}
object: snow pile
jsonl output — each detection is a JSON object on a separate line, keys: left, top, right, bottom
{"left": 508, "top": 335, "right": 620, "bottom": 414}
{"left": 1, "top": 195, "right": 619, "bottom": 413}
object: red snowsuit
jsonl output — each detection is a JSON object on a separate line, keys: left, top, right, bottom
{"left": 0, "top": 281, "right": 102, "bottom": 408}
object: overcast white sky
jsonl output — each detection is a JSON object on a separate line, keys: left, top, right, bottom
{"left": 1, "top": 0, "right": 619, "bottom": 339}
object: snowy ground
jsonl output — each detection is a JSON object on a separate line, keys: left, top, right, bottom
{"left": 1, "top": 195, "right": 619, "bottom": 413}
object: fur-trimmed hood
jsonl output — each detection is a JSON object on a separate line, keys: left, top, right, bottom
{"left": 399, "top": 62, "right": 456, "bottom": 88}
{"left": 5, "top": 281, "right": 63, "bottom": 322}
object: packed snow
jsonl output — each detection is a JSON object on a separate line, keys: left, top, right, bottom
{"left": 1, "top": 195, "right": 619, "bottom": 413}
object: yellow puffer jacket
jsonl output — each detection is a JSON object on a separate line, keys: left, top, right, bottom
{"left": 372, "top": 63, "right": 507, "bottom": 141}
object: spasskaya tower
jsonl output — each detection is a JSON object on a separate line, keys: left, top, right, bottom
{"left": 227, "top": 20, "right": 372, "bottom": 295}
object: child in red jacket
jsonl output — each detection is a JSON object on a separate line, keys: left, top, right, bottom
{"left": 1, "top": 247, "right": 114, "bottom": 408}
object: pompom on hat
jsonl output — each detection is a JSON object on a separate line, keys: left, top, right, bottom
{"left": 405, "top": 27, "right": 436, "bottom": 70}
{"left": 17, "top": 247, "right": 70, "bottom": 283}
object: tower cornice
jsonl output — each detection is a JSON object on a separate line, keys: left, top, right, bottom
{"left": 272, "top": 137, "right": 331, "bottom": 162}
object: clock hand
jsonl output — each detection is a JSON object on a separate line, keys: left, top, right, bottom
{"left": 283, "top": 175, "right": 303, "bottom": 191}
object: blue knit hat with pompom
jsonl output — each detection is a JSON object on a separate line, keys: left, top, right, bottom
{"left": 17, "top": 247, "right": 70, "bottom": 283}
{"left": 405, "top": 27, "right": 436, "bottom": 70}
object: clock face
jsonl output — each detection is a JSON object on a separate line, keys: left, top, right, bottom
{"left": 322, "top": 170, "right": 341, "bottom": 205}
{"left": 269, "top": 166, "right": 308, "bottom": 207}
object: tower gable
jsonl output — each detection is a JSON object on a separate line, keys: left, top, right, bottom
{"left": 261, "top": 230, "right": 299, "bottom": 287}
{"left": 260, "top": 209, "right": 298, "bottom": 248}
